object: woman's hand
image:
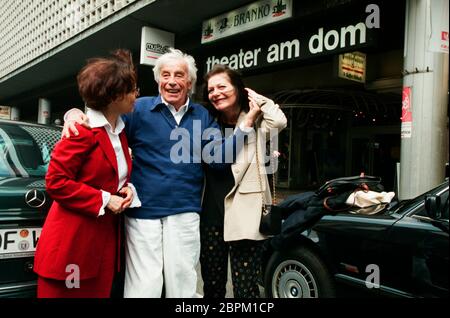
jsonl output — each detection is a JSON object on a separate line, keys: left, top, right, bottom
{"left": 118, "top": 186, "right": 133, "bottom": 210}
{"left": 243, "top": 88, "right": 264, "bottom": 128}
{"left": 246, "top": 88, "right": 268, "bottom": 106}
{"left": 106, "top": 195, "right": 126, "bottom": 214}
{"left": 62, "top": 110, "right": 90, "bottom": 139}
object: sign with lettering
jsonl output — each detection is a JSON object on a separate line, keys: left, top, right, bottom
{"left": 140, "top": 26, "right": 175, "bottom": 66}
{"left": 428, "top": 0, "right": 449, "bottom": 53}
{"left": 202, "top": 0, "right": 293, "bottom": 44}
{"left": 338, "top": 51, "right": 366, "bottom": 83}
{"left": 0, "top": 106, "right": 11, "bottom": 119}
{"left": 205, "top": 22, "right": 370, "bottom": 72}
{"left": 401, "top": 86, "right": 412, "bottom": 139}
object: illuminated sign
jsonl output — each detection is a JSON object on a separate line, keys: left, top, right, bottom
{"left": 338, "top": 51, "right": 366, "bottom": 83}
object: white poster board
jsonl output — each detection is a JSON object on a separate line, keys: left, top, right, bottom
{"left": 140, "top": 26, "right": 175, "bottom": 66}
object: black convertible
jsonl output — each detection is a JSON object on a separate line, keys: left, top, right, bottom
{"left": 262, "top": 181, "right": 449, "bottom": 298}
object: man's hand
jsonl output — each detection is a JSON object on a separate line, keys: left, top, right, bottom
{"left": 106, "top": 195, "right": 126, "bottom": 214}
{"left": 62, "top": 109, "right": 90, "bottom": 139}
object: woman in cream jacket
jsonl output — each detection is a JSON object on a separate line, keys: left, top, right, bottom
{"left": 201, "top": 64, "right": 287, "bottom": 298}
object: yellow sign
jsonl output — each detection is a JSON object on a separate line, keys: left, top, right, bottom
{"left": 0, "top": 106, "right": 11, "bottom": 119}
{"left": 338, "top": 51, "right": 366, "bottom": 83}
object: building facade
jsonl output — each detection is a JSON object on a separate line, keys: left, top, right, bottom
{"left": 0, "top": 0, "right": 448, "bottom": 197}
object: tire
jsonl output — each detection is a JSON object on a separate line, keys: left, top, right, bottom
{"left": 264, "top": 246, "right": 335, "bottom": 298}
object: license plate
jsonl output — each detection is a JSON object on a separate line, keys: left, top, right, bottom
{"left": 0, "top": 228, "right": 41, "bottom": 259}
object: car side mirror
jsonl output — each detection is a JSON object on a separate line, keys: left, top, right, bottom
{"left": 425, "top": 195, "right": 441, "bottom": 219}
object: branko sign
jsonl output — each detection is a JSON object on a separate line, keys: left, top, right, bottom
{"left": 202, "top": 0, "right": 293, "bottom": 44}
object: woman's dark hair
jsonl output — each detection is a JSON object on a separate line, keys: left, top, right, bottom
{"left": 77, "top": 49, "right": 137, "bottom": 111}
{"left": 202, "top": 64, "right": 249, "bottom": 117}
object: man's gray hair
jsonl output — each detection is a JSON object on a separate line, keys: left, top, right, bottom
{"left": 153, "top": 48, "right": 198, "bottom": 95}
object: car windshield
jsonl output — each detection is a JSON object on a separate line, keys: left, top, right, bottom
{"left": 0, "top": 123, "right": 61, "bottom": 178}
{"left": 389, "top": 181, "right": 449, "bottom": 215}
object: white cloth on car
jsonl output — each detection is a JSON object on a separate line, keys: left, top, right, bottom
{"left": 346, "top": 190, "right": 396, "bottom": 207}
{"left": 346, "top": 190, "right": 396, "bottom": 215}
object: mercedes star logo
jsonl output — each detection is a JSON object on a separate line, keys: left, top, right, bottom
{"left": 25, "top": 189, "right": 46, "bottom": 208}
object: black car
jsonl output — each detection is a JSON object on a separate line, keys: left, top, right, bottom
{"left": 262, "top": 181, "right": 449, "bottom": 298}
{"left": 0, "top": 119, "right": 61, "bottom": 297}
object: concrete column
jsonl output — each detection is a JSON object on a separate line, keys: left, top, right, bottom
{"left": 38, "top": 98, "right": 51, "bottom": 125}
{"left": 10, "top": 107, "right": 20, "bottom": 121}
{"left": 400, "top": 0, "right": 449, "bottom": 199}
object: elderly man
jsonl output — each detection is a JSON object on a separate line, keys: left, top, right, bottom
{"left": 64, "top": 48, "right": 257, "bottom": 298}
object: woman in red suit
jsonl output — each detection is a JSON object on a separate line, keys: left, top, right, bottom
{"left": 34, "top": 49, "right": 141, "bottom": 298}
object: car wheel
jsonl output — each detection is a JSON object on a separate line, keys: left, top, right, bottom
{"left": 265, "top": 246, "right": 335, "bottom": 298}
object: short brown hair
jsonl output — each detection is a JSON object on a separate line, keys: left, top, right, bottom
{"left": 77, "top": 49, "right": 137, "bottom": 111}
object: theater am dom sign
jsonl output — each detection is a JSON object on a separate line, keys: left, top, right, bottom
{"left": 204, "top": 22, "right": 372, "bottom": 73}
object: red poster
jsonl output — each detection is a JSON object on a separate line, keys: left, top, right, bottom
{"left": 401, "top": 87, "right": 412, "bottom": 138}
{"left": 401, "top": 86, "right": 412, "bottom": 123}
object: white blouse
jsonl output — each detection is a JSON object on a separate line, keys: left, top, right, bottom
{"left": 86, "top": 108, "right": 141, "bottom": 216}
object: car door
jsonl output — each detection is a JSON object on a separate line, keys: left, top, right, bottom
{"left": 384, "top": 187, "right": 449, "bottom": 297}
{"left": 313, "top": 212, "right": 398, "bottom": 286}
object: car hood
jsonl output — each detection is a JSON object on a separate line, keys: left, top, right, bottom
{"left": 0, "top": 177, "right": 50, "bottom": 212}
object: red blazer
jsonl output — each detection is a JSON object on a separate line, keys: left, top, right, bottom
{"left": 34, "top": 124, "right": 132, "bottom": 280}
